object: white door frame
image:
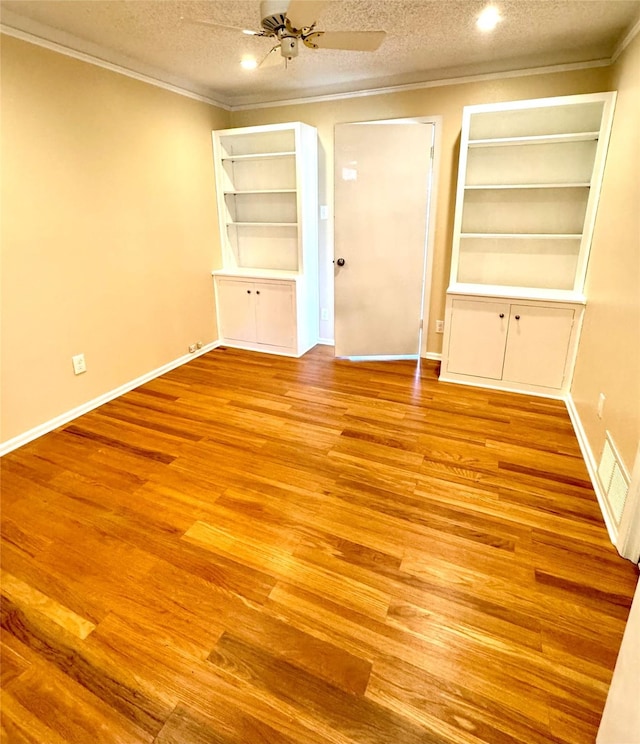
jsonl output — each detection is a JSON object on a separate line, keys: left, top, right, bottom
{"left": 417, "top": 115, "right": 442, "bottom": 359}
{"left": 332, "top": 115, "right": 442, "bottom": 359}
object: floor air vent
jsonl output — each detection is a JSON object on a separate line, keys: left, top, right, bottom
{"left": 597, "top": 432, "right": 630, "bottom": 525}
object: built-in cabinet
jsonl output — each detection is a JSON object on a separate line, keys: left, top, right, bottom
{"left": 211, "top": 122, "right": 318, "bottom": 357}
{"left": 216, "top": 277, "right": 296, "bottom": 349}
{"left": 440, "top": 92, "right": 616, "bottom": 396}
{"left": 446, "top": 295, "right": 578, "bottom": 392}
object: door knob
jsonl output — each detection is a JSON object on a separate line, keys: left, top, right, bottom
{"left": 335, "top": 258, "right": 345, "bottom": 266}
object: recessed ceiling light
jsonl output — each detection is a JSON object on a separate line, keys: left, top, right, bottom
{"left": 477, "top": 6, "right": 502, "bottom": 31}
{"left": 240, "top": 56, "right": 258, "bottom": 70}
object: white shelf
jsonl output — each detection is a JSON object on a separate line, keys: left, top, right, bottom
{"left": 447, "top": 283, "right": 586, "bottom": 303}
{"left": 227, "top": 222, "right": 298, "bottom": 228}
{"left": 224, "top": 189, "right": 297, "bottom": 195}
{"left": 221, "top": 151, "right": 295, "bottom": 162}
{"left": 464, "top": 183, "right": 591, "bottom": 190}
{"left": 460, "top": 232, "right": 582, "bottom": 239}
{"left": 212, "top": 268, "right": 302, "bottom": 281}
{"left": 468, "top": 132, "right": 600, "bottom": 147}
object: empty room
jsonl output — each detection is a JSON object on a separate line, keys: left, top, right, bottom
{"left": 1, "top": 1, "right": 639, "bottom": 743}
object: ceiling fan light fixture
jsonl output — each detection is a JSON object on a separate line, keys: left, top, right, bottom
{"left": 240, "top": 56, "right": 258, "bottom": 70}
{"left": 477, "top": 6, "right": 502, "bottom": 31}
{"left": 280, "top": 36, "right": 299, "bottom": 58}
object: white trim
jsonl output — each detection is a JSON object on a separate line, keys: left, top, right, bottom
{"left": 317, "top": 338, "right": 335, "bottom": 346}
{"left": 0, "top": 25, "right": 230, "bottom": 110}
{"left": 229, "top": 60, "right": 611, "bottom": 111}
{"left": 438, "top": 374, "right": 566, "bottom": 400}
{"left": 564, "top": 394, "right": 618, "bottom": 544}
{"left": 423, "top": 352, "right": 442, "bottom": 362}
{"left": 420, "top": 118, "right": 442, "bottom": 360}
{"left": 0, "top": 342, "right": 220, "bottom": 457}
{"left": 612, "top": 15, "right": 640, "bottom": 63}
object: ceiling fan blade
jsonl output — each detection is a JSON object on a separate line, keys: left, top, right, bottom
{"left": 259, "top": 45, "right": 284, "bottom": 68}
{"left": 179, "top": 16, "right": 262, "bottom": 35}
{"left": 286, "top": 0, "right": 328, "bottom": 30}
{"left": 304, "top": 30, "right": 386, "bottom": 51}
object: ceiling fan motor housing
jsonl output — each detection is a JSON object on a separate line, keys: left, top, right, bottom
{"left": 260, "top": 0, "right": 289, "bottom": 34}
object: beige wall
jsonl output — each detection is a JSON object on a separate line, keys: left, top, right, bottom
{"left": 230, "top": 66, "right": 612, "bottom": 350}
{"left": 571, "top": 34, "right": 640, "bottom": 471}
{"left": 1, "top": 36, "right": 229, "bottom": 446}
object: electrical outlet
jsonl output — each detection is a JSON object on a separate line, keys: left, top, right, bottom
{"left": 597, "top": 393, "right": 606, "bottom": 419}
{"left": 320, "top": 308, "right": 329, "bottom": 321}
{"left": 72, "top": 353, "right": 86, "bottom": 375}
{"left": 435, "top": 320, "right": 445, "bottom": 333}
{"left": 189, "top": 344, "right": 197, "bottom": 353}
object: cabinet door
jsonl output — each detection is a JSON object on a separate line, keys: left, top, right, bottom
{"left": 502, "top": 305, "right": 574, "bottom": 388}
{"left": 446, "top": 299, "right": 509, "bottom": 379}
{"left": 255, "top": 282, "right": 295, "bottom": 348}
{"left": 216, "top": 279, "right": 256, "bottom": 342}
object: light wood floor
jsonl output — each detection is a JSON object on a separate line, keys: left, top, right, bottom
{"left": 1, "top": 346, "right": 638, "bottom": 744}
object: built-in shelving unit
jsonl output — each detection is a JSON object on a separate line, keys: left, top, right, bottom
{"left": 440, "top": 92, "right": 616, "bottom": 396}
{"left": 211, "top": 122, "right": 318, "bottom": 357}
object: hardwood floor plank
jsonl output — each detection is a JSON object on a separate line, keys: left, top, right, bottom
{"left": 266, "top": 582, "right": 553, "bottom": 725}
{"left": 91, "top": 612, "right": 337, "bottom": 744}
{"left": 1, "top": 571, "right": 96, "bottom": 640}
{"left": 367, "top": 655, "right": 561, "bottom": 744}
{"left": 0, "top": 636, "right": 31, "bottom": 687}
{"left": 154, "top": 703, "right": 301, "bottom": 744}
{"left": 1, "top": 346, "right": 637, "bottom": 744}
{"left": 0, "top": 598, "right": 171, "bottom": 737}
{"left": 183, "top": 520, "right": 391, "bottom": 620}
{"left": 5, "top": 663, "right": 153, "bottom": 744}
{"left": 208, "top": 632, "right": 445, "bottom": 744}
{"left": 1, "top": 689, "right": 70, "bottom": 744}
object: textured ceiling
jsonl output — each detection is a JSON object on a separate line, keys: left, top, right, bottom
{"left": 2, "top": 0, "right": 639, "bottom": 107}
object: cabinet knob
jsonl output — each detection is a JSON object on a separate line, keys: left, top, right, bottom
{"left": 499, "top": 313, "right": 505, "bottom": 318}
{"left": 335, "top": 258, "right": 345, "bottom": 267}
{"left": 515, "top": 314, "right": 521, "bottom": 320}
{"left": 256, "top": 290, "right": 260, "bottom": 295}
{"left": 247, "top": 289, "right": 251, "bottom": 294}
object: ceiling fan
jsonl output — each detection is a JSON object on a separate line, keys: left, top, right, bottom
{"left": 186, "top": 0, "right": 386, "bottom": 67}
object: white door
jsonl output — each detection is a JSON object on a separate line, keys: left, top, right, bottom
{"left": 334, "top": 119, "right": 434, "bottom": 357}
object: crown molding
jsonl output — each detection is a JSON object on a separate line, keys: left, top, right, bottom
{"left": 228, "top": 59, "right": 612, "bottom": 111}
{"left": 0, "top": 24, "right": 231, "bottom": 111}
{"left": 2, "top": 22, "right": 615, "bottom": 114}
{"left": 611, "top": 14, "right": 640, "bottom": 63}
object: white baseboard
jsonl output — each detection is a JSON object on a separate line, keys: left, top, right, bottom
{"left": 317, "top": 338, "right": 335, "bottom": 346}
{"left": 423, "top": 352, "right": 442, "bottom": 362}
{"left": 0, "top": 341, "right": 220, "bottom": 457}
{"left": 564, "top": 393, "right": 618, "bottom": 545}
